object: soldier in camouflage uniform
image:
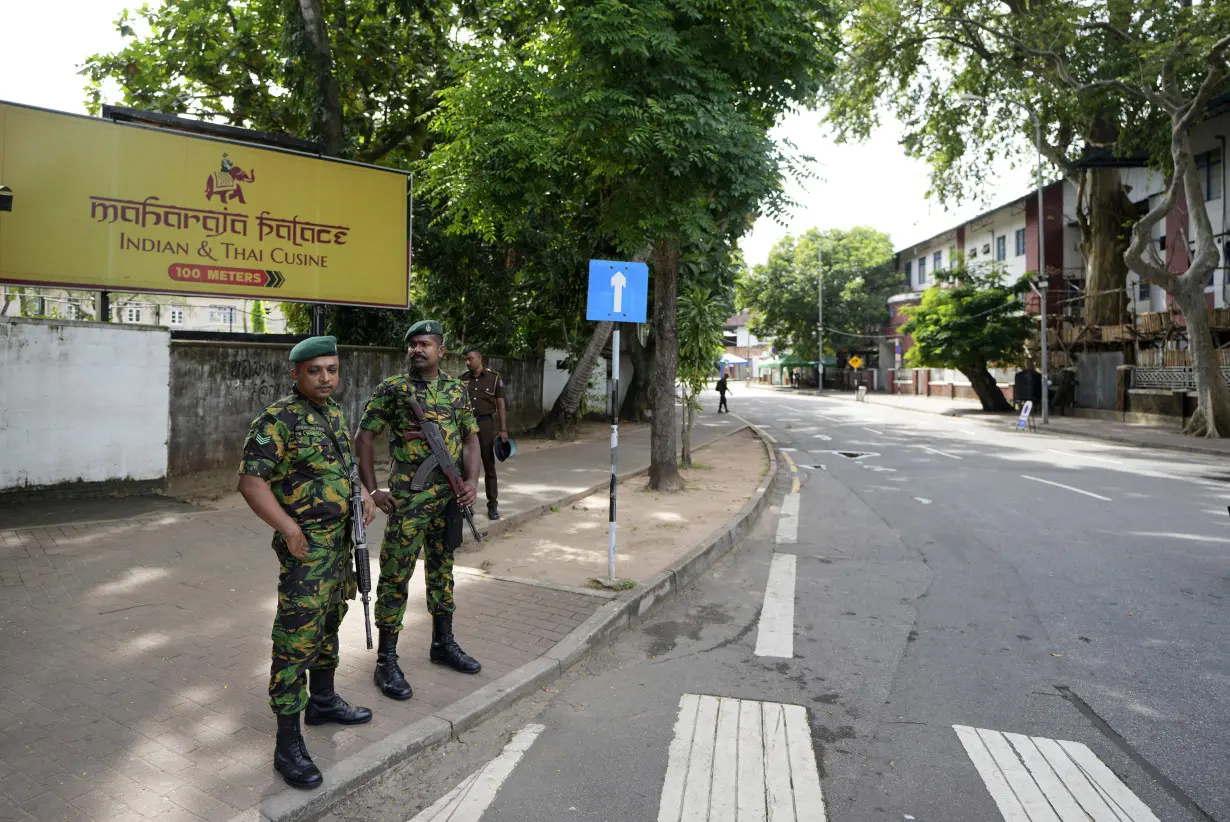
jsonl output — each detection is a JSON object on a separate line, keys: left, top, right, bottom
{"left": 356, "top": 320, "right": 483, "bottom": 701}
{"left": 237, "top": 335, "right": 378, "bottom": 790}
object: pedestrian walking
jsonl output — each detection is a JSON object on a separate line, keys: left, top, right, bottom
{"left": 355, "top": 320, "right": 484, "bottom": 704}
{"left": 460, "top": 345, "right": 508, "bottom": 520}
{"left": 716, "top": 373, "right": 731, "bottom": 413}
{"left": 237, "top": 335, "right": 378, "bottom": 790}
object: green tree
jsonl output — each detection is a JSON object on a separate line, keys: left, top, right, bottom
{"left": 425, "top": 0, "right": 836, "bottom": 489}
{"left": 739, "top": 227, "right": 900, "bottom": 360}
{"left": 676, "top": 287, "right": 729, "bottom": 469}
{"left": 822, "top": 0, "right": 1225, "bottom": 329}
{"left": 900, "top": 267, "right": 1033, "bottom": 412}
{"left": 83, "top": 0, "right": 450, "bottom": 166}
{"left": 251, "top": 300, "right": 268, "bottom": 333}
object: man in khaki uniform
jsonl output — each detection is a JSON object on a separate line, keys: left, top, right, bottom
{"left": 460, "top": 346, "right": 508, "bottom": 520}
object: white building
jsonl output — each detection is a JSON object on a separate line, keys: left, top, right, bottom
{"left": 0, "top": 287, "right": 291, "bottom": 334}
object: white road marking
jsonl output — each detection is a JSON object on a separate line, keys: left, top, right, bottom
{"left": 411, "top": 723, "right": 545, "bottom": 821}
{"left": 775, "top": 494, "right": 800, "bottom": 545}
{"left": 914, "top": 497, "right": 932, "bottom": 505}
{"left": 812, "top": 434, "right": 832, "bottom": 441}
{"left": 917, "top": 445, "right": 962, "bottom": 460}
{"left": 1048, "top": 449, "right": 1125, "bottom": 466}
{"left": 658, "top": 695, "right": 826, "bottom": 822}
{"left": 755, "top": 554, "right": 797, "bottom": 658}
{"left": 1021, "top": 475, "right": 1113, "bottom": 501}
{"left": 778, "top": 447, "right": 798, "bottom": 452}
{"left": 953, "top": 725, "right": 1160, "bottom": 822}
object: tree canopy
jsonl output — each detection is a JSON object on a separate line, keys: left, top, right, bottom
{"left": 738, "top": 227, "right": 900, "bottom": 358}
{"left": 900, "top": 266, "right": 1033, "bottom": 411}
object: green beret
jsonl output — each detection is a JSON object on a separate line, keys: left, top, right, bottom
{"left": 289, "top": 335, "right": 338, "bottom": 363}
{"left": 405, "top": 320, "right": 444, "bottom": 342}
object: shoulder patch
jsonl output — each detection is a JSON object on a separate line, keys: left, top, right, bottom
{"left": 254, "top": 432, "right": 272, "bottom": 445}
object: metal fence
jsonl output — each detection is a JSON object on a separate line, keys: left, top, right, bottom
{"left": 1133, "top": 366, "right": 1230, "bottom": 390}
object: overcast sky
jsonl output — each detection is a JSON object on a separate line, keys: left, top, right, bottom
{"left": 0, "top": 1, "right": 1035, "bottom": 267}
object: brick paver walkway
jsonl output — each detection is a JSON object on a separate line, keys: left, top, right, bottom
{"left": 0, "top": 509, "right": 601, "bottom": 822}
{"left": 0, "top": 413, "right": 746, "bottom": 821}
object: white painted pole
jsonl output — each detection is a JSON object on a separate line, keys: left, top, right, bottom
{"left": 608, "top": 326, "right": 620, "bottom": 581}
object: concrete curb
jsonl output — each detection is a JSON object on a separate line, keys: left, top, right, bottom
{"left": 243, "top": 422, "right": 781, "bottom": 822}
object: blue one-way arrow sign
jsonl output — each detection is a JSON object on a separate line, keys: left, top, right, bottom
{"left": 586, "top": 259, "right": 648, "bottom": 323}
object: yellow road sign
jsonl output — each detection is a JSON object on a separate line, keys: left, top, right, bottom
{"left": 848, "top": 355, "right": 864, "bottom": 369}
{"left": 0, "top": 101, "right": 409, "bottom": 307}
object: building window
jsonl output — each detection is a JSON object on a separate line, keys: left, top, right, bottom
{"left": 1196, "top": 149, "right": 1222, "bottom": 202}
{"left": 125, "top": 306, "right": 142, "bottom": 323}
{"left": 995, "top": 235, "right": 1007, "bottom": 261}
{"left": 1015, "top": 228, "right": 1027, "bottom": 257}
{"left": 209, "top": 306, "right": 235, "bottom": 324}
{"left": 169, "top": 307, "right": 185, "bottom": 326}
{"left": 933, "top": 251, "right": 942, "bottom": 272}
{"left": 1138, "top": 281, "right": 1150, "bottom": 301}
{"left": 64, "top": 301, "right": 79, "bottom": 320}
{"left": 917, "top": 257, "right": 927, "bottom": 285}
{"left": 905, "top": 260, "right": 912, "bottom": 282}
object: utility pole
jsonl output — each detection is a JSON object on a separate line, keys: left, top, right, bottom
{"left": 1034, "top": 114, "right": 1050, "bottom": 424}
{"left": 817, "top": 245, "right": 824, "bottom": 391}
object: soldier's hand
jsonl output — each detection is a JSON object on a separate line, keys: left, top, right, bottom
{"left": 458, "top": 480, "right": 478, "bottom": 508}
{"left": 372, "top": 489, "right": 396, "bottom": 515}
{"left": 361, "top": 492, "right": 378, "bottom": 527}
{"left": 499, "top": 429, "right": 509, "bottom": 442}
{"left": 282, "top": 524, "right": 310, "bottom": 560}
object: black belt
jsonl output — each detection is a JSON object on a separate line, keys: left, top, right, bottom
{"left": 476, "top": 413, "right": 494, "bottom": 420}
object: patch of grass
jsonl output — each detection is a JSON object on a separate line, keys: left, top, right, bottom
{"left": 586, "top": 578, "right": 638, "bottom": 591}
{"left": 549, "top": 503, "right": 560, "bottom": 512}
{"left": 689, "top": 462, "right": 714, "bottom": 470}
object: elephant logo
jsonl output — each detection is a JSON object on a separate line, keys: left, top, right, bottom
{"left": 205, "top": 153, "right": 256, "bottom": 204}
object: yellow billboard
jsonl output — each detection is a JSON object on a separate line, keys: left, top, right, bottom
{"left": 0, "top": 101, "right": 409, "bottom": 307}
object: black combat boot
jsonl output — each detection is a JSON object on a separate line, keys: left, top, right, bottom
{"left": 305, "top": 669, "right": 373, "bottom": 725}
{"left": 430, "top": 613, "right": 482, "bottom": 674}
{"left": 487, "top": 501, "right": 500, "bottom": 521}
{"left": 373, "top": 629, "right": 413, "bottom": 700}
{"left": 274, "top": 713, "right": 323, "bottom": 789}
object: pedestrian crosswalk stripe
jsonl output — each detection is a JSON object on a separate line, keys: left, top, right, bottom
{"left": 409, "top": 723, "right": 544, "bottom": 821}
{"left": 953, "top": 725, "right": 1160, "bottom": 822}
{"left": 658, "top": 694, "right": 826, "bottom": 821}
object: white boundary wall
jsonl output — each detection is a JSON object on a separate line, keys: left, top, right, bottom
{"left": 0, "top": 317, "right": 170, "bottom": 489}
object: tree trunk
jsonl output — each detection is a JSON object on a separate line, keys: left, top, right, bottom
{"left": 960, "top": 364, "right": 1014, "bottom": 412}
{"left": 619, "top": 324, "right": 652, "bottom": 422}
{"left": 1081, "top": 167, "right": 1133, "bottom": 326}
{"left": 536, "top": 321, "right": 613, "bottom": 438}
{"left": 681, "top": 394, "right": 693, "bottom": 469}
{"left": 648, "top": 240, "right": 684, "bottom": 491}
{"left": 295, "top": 0, "right": 345, "bottom": 156}
{"left": 1173, "top": 286, "right": 1230, "bottom": 437}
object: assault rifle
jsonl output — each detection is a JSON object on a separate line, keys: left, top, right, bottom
{"left": 404, "top": 394, "right": 482, "bottom": 543}
{"left": 350, "top": 466, "right": 373, "bottom": 649}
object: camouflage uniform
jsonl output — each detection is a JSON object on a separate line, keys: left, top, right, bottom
{"left": 359, "top": 373, "right": 478, "bottom": 631}
{"left": 240, "top": 389, "right": 357, "bottom": 716}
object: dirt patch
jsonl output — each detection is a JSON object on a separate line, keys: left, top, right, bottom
{"left": 457, "top": 428, "right": 766, "bottom": 588}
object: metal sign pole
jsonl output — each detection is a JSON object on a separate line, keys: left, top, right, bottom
{"left": 608, "top": 326, "right": 620, "bottom": 582}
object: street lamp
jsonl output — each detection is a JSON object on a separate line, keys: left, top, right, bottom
{"left": 962, "top": 93, "right": 1049, "bottom": 423}
{"left": 817, "top": 244, "right": 824, "bottom": 391}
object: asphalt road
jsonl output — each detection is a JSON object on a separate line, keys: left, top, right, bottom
{"left": 326, "top": 387, "right": 1230, "bottom": 822}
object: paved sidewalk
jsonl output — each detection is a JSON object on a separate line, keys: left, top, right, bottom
{"left": 0, "top": 414, "right": 744, "bottom": 822}
{"left": 746, "top": 383, "right": 1230, "bottom": 457}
